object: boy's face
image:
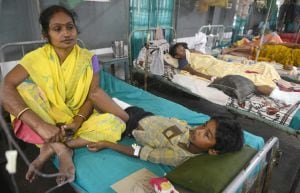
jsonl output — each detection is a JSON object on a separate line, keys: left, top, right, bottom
{"left": 189, "top": 119, "right": 217, "bottom": 151}
{"left": 175, "top": 45, "right": 186, "bottom": 59}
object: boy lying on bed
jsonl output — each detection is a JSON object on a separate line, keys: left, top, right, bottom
{"left": 168, "top": 43, "right": 300, "bottom": 105}
{"left": 168, "top": 42, "right": 281, "bottom": 88}
{"left": 87, "top": 106, "right": 244, "bottom": 166}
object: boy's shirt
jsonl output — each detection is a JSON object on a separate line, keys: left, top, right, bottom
{"left": 132, "top": 116, "right": 201, "bottom": 166}
{"left": 178, "top": 57, "right": 189, "bottom": 69}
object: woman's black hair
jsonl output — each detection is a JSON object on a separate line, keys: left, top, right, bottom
{"left": 169, "top": 42, "right": 188, "bottom": 57}
{"left": 39, "top": 5, "right": 78, "bottom": 37}
{"left": 211, "top": 116, "right": 244, "bottom": 154}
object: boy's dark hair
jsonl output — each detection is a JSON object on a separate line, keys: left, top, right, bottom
{"left": 169, "top": 42, "right": 188, "bottom": 57}
{"left": 212, "top": 116, "right": 244, "bottom": 154}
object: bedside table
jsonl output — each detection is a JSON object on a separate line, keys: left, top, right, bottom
{"left": 97, "top": 53, "right": 129, "bottom": 82}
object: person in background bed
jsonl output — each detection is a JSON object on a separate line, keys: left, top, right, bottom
{"left": 169, "top": 42, "right": 282, "bottom": 88}
{"left": 2, "top": 5, "right": 128, "bottom": 184}
{"left": 87, "top": 106, "right": 244, "bottom": 166}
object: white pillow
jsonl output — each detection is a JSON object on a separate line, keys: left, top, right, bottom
{"left": 163, "top": 53, "right": 178, "bottom": 68}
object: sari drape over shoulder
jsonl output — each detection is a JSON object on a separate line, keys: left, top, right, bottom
{"left": 13, "top": 44, "right": 125, "bottom": 144}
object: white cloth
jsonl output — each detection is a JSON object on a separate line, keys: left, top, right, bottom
{"left": 136, "top": 47, "right": 151, "bottom": 69}
{"left": 154, "top": 27, "right": 164, "bottom": 40}
{"left": 112, "top": 97, "right": 132, "bottom": 110}
{"left": 270, "top": 87, "right": 300, "bottom": 105}
{"left": 194, "top": 32, "right": 207, "bottom": 54}
{"left": 135, "top": 39, "right": 169, "bottom": 76}
{"left": 149, "top": 39, "right": 169, "bottom": 75}
{"left": 150, "top": 50, "right": 165, "bottom": 75}
{"left": 172, "top": 74, "right": 230, "bottom": 106}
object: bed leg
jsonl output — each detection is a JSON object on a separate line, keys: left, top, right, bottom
{"left": 260, "top": 142, "right": 281, "bottom": 193}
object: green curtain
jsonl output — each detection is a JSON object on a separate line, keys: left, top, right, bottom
{"left": 267, "top": 0, "right": 278, "bottom": 31}
{"left": 232, "top": 16, "right": 247, "bottom": 43}
{"left": 129, "top": 0, "right": 174, "bottom": 59}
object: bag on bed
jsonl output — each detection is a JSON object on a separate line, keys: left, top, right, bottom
{"left": 208, "top": 75, "right": 255, "bottom": 103}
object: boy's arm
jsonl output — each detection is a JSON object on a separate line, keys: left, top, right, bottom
{"left": 88, "top": 141, "right": 135, "bottom": 157}
{"left": 139, "top": 145, "right": 182, "bottom": 166}
{"left": 88, "top": 141, "right": 182, "bottom": 166}
{"left": 181, "top": 65, "right": 212, "bottom": 80}
{"left": 178, "top": 58, "right": 212, "bottom": 80}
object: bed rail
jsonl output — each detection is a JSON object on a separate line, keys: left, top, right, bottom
{"left": 223, "top": 137, "right": 280, "bottom": 193}
{"left": 0, "top": 39, "right": 85, "bottom": 63}
{"left": 0, "top": 39, "right": 85, "bottom": 80}
{"left": 199, "top": 24, "right": 225, "bottom": 50}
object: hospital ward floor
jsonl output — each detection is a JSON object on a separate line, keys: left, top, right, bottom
{"left": 1, "top": 86, "right": 300, "bottom": 193}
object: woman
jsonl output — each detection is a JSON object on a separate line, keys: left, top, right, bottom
{"left": 2, "top": 5, "right": 128, "bottom": 184}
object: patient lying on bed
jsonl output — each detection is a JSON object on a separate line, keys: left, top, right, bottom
{"left": 87, "top": 106, "right": 244, "bottom": 166}
{"left": 169, "top": 43, "right": 281, "bottom": 88}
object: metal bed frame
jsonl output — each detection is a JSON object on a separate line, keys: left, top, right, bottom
{"left": 199, "top": 24, "right": 225, "bottom": 50}
{"left": 0, "top": 39, "right": 85, "bottom": 80}
{"left": 224, "top": 137, "right": 280, "bottom": 193}
{"left": 128, "top": 26, "right": 300, "bottom": 136}
{"left": 0, "top": 40, "right": 281, "bottom": 193}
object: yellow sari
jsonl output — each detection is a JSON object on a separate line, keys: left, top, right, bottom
{"left": 15, "top": 44, "right": 125, "bottom": 143}
{"left": 259, "top": 45, "right": 300, "bottom": 67}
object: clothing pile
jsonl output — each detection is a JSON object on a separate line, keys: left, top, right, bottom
{"left": 135, "top": 39, "right": 170, "bottom": 76}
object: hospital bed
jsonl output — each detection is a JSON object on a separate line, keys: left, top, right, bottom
{"left": 128, "top": 27, "right": 300, "bottom": 136}
{"left": 1, "top": 40, "right": 280, "bottom": 193}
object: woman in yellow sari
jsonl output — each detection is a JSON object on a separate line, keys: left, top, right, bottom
{"left": 2, "top": 5, "right": 128, "bottom": 184}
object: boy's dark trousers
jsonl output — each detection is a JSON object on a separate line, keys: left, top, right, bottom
{"left": 122, "top": 106, "right": 153, "bottom": 138}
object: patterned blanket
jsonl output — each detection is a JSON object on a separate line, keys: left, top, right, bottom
{"left": 226, "top": 94, "right": 300, "bottom": 127}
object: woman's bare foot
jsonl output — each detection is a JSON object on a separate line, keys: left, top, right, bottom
{"left": 25, "top": 144, "right": 54, "bottom": 183}
{"left": 54, "top": 145, "right": 75, "bottom": 185}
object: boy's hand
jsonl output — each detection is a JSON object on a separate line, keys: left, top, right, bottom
{"left": 61, "top": 121, "right": 80, "bottom": 133}
{"left": 61, "top": 117, "right": 83, "bottom": 136}
{"left": 87, "top": 141, "right": 112, "bottom": 152}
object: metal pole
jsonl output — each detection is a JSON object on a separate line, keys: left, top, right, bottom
{"left": 255, "top": 0, "right": 276, "bottom": 62}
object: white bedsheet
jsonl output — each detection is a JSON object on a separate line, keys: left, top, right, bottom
{"left": 171, "top": 74, "right": 229, "bottom": 106}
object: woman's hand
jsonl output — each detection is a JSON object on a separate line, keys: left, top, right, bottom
{"left": 61, "top": 119, "right": 81, "bottom": 133}
{"left": 35, "top": 122, "right": 64, "bottom": 143}
{"left": 60, "top": 117, "right": 83, "bottom": 139}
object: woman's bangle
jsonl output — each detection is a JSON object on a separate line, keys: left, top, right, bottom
{"left": 17, "top": 107, "right": 30, "bottom": 120}
{"left": 74, "top": 114, "right": 87, "bottom": 121}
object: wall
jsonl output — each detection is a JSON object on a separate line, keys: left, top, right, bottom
{"left": 0, "top": 0, "right": 237, "bottom": 50}
{"left": 0, "top": 0, "right": 40, "bottom": 45}
{"left": 40, "top": 0, "right": 129, "bottom": 50}
{"left": 175, "top": 0, "right": 237, "bottom": 38}
{"left": 0, "top": 0, "right": 128, "bottom": 51}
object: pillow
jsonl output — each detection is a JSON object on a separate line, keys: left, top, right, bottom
{"left": 164, "top": 53, "right": 179, "bottom": 68}
{"left": 208, "top": 75, "right": 255, "bottom": 103}
{"left": 166, "top": 145, "right": 257, "bottom": 193}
